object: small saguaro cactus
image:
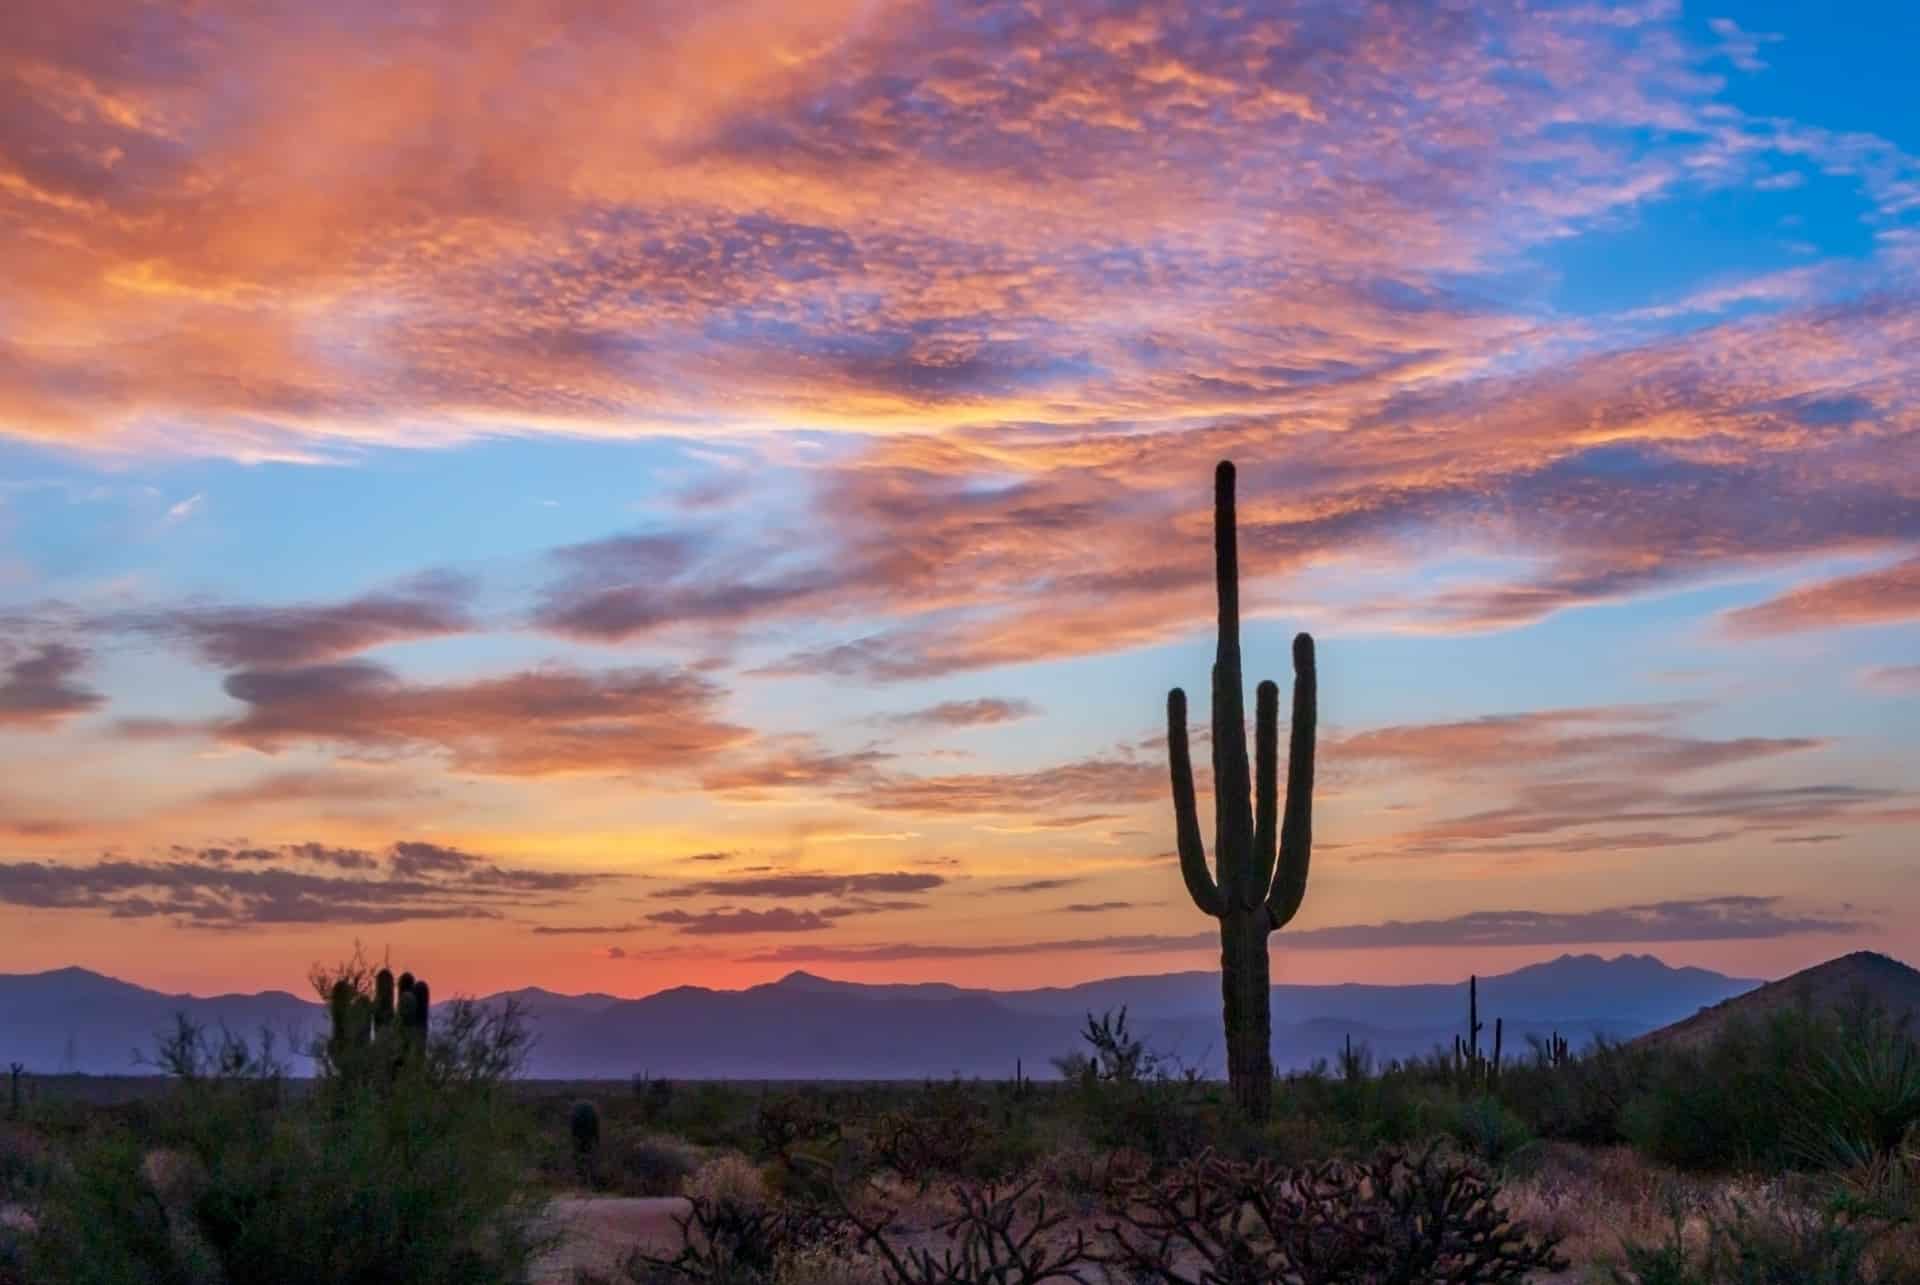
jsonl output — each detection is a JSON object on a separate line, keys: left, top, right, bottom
{"left": 7, "top": 1062, "right": 22, "bottom": 1121}
{"left": 1167, "top": 460, "right": 1319, "bottom": 1121}
{"left": 570, "top": 1100, "right": 601, "bottom": 1175}
{"left": 1468, "top": 976, "right": 1484, "bottom": 1066}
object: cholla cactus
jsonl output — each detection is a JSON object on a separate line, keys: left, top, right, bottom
{"left": 1167, "top": 461, "right": 1319, "bottom": 1120}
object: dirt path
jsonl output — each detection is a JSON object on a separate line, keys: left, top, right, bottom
{"left": 535, "top": 1195, "right": 690, "bottom": 1283}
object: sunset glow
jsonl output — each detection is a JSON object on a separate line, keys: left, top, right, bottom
{"left": 1, "top": 0, "right": 1915, "bottom": 998}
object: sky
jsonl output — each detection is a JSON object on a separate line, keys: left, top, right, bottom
{"left": 0, "top": 0, "right": 1916, "bottom": 1000}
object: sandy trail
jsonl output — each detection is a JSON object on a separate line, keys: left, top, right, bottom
{"left": 535, "top": 1195, "right": 690, "bottom": 1283}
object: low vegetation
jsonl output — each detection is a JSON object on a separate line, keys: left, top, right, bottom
{"left": 1, "top": 956, "right": 1915, "bottom": 1284}
{"left": 12, "top": 953, "right": 553, "bottom": 1285}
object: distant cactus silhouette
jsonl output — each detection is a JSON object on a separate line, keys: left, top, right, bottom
{"left": 7, "top": 1062, "right": 22, "bottom": 1120}
{"left": 325, "top": 963, "right": 430, "bottom": 1087}
{"left": 1469, "top": 976, "right": 1483, "bottom": 1066}
{"left": 409, "top": 978, "right": 431, "bottom": 1037}
{"left": 374, "top": 967, "right": 395, "bottom": 1031}
{"left": 327, "top": 977, "right": 363, "bottom": 1064}
{"left": 1455, "top": 975, "right": 1507, "bottom": 1087}
{"left": 1167, "top": 460, "right": 1318, "bottom": 1120}
{"left": 570, "top": 1099, "right": 601, "bottom": 1172}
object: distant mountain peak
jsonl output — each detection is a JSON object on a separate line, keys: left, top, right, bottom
{"left": 773, "top": 969, "right": 838, "bottom": 989}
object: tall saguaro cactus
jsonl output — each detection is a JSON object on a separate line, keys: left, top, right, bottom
{"left": 1167, "top": 460, "right": 1318, "bottom": 1120}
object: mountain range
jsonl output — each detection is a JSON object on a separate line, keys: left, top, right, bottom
{"left": 0, "top": 953, "right": 1760, "bottom": 1079}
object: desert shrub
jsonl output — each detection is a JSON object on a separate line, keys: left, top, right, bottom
{"left": 26, "top": 959, "right": 551, "bottom": 1285}
{"left": 1788, "top": 1002, "right": 1920, "bottom": 1178}
{"left": 678, "top": 1082, "right": 757, "bottom": 1151}
{"left": 635, "top": 1074, "right": 676, "bottom": 1126}
{"left": 626, "top": 1192, "right": 854, "bottom": 1285}
{"left": 1260, "top": 1114, "right": 1342, "bottom": 1167}
{"left": 1623, "top": 1016, "right": 1808, "bottom": 1172}
{"left": 687, "top": 1151, "right": 770, "bottom": 1207}
{"left": 1451, "top": 1094, "right": 1536, "bottom": 1168}
{"left": 1611, "top": 1197, "right": 1920, "bottom": 1285}
{"left": 869, "top": 1083, "right": 990, "bottom": 1186}
{"left": 1104, "top": 1142, "right": 1567, "bottom": 1285}
{"left": 771, "top": 1238, "right": 885, "bottom": 1285}
{"left": 1624, "top": 1001, "right": 1920, "bottom": 1176}
{"left": 0, "top": 1124, "right": 50, "bottom": 1203}
{"left": 1078, "top": 1078, "right": 1217, "bottom": 1165}
{"left": 967, "top": 1114, "right": 1047, "bottom": 1182}
{"left": 757, "top": 1093, "right": 841, "bottom": 1160}
{"left": 1267, "top": 1059, "right": 1460, "bottom": 1159}
{"left": 1031, "top": 1141, "right": 1149, "bottom": 1211}
{"left": 1501, "top": 1037, "right": 1655, "bottom": 1145}
{"left": 605, "top": 1130, "right": 703, "bottom": 1196}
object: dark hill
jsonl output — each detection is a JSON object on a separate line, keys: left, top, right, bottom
{"left": 1637, "top": 951, "right": 1920, "bottom": 1050}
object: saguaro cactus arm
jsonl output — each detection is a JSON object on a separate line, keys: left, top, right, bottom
{"left": 1168, "top": 689, "right": 1224, "bottom": 917}
{"left": 1251, "top": 679, "right": 1279, "bottom": 904}
{"left": 1266, "top": 632, "right": 1317, "bottom": 930}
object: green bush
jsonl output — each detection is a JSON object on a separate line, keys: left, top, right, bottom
{"left": 1451, "top": 1094, "right": 1535, "bottom": 1168}
{"left": 26, "top": 960, "right": 553, "bottom": 1285}
{"left": 1622, "top": 1002, "right": 1920, "bottom": 1176}
{"left": 1789, "top": 1002, "right": 1920, "bottom": 1177}
{"left": 1500, "top": 1037, "right": 1653, "bottom": 1145}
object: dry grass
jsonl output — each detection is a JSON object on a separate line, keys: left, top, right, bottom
{"left": 1502, "top": 1144, "right": 1840, "bottom": 1279}
{"left": 684, "top": 1151, "right": 769, "bottom": 1206}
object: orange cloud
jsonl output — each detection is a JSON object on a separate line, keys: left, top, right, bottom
{"left": 1328, "top": 705, "right": 1822, "bottom": 779}
{"left": 849, "top": 755, "right": 1163, "bottom": 816}
{"left": 1722, "top": 556, "right": 1920, "bottom": 636}
{"left": 7, "top": 0, "right": 1911, "bottom": 466}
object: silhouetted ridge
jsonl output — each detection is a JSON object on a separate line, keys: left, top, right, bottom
{"left": 1638, "top": 951, "right": 1920, "bottom": 1050}
{"left": 0, "top": 952, "right": 1770, "bottom": 1077}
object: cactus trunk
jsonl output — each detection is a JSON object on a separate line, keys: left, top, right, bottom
{"left": 1220, "top": 907, "right": 1274, "bottom": 1117}
{"left": 1166, "top": 461, "right": 1318, "bottom": 1121}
